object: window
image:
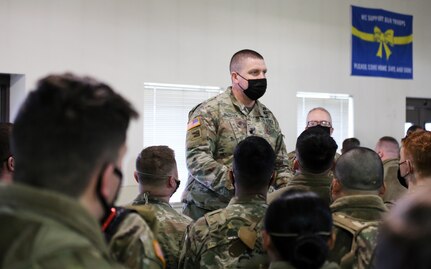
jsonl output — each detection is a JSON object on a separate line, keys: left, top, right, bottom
{"left": 297, "top": 92, "right": 354, "bottom": 152}
{"left": 143, "top": 83, "right": 223, "bottom": 202}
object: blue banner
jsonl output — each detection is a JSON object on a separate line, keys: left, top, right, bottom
{"left": 351, "top": 6, "right": 413, "bottom": 79}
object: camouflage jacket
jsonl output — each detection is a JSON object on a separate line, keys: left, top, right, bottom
{"left": 328, "top": 195, "right": 387, "bottom": 265}
{"left": 267, "top": 171, "right": 332, "bottom": 204}
{"left": 183, "top": 87, "right": 290, "bottom": 213}
{"left": 382, "top": 158, "right": 406, "bottom": 207}
{"left": 0, "top": 183, "right": 124, "bottom": 269}
{"left": 178, "top": 194, "right": 269, "bottom": 269}
{"left": 132, "top": 193, "right": 192, "bottom": 269}
{"left": 108, "top": 210, "right": 165, "bottom": 269}
{"left": 269, "top": 261, "right": 340, "bottom": 269}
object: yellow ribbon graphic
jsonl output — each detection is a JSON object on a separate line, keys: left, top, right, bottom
{"left": 352, "top": 26, "right": 413, "bottom": 60}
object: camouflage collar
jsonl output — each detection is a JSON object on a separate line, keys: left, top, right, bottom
{"left": 227, "top": 87, "right": 265, "bottom": 117}
{"left": 228, "top": 194, "right": 267, "bottom": 206}
{"left": 133, "top": 192, "right": 171, "bottom": 207}
{"left": 331, "top": 195, "right": 387, "bottom": 214}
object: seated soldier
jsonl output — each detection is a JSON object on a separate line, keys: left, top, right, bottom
{"left": 268, "top": 126, "right": 337, "bottom": 204}
{"left": 328, "top": 147, "right": 387, "bottom": 267}
{"left": 263, "top": 188, "right": 339, "bottom": 269}
{"left": 178, "top": 136, "right": 276, "bottom": 269}
{"left": 130, "top": 145, "right": 192, "bottom": 269}
{"left": 341, "top": 137, "right": 360, "bottom": 154}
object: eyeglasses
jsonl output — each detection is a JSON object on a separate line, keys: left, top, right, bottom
{"left": 307, "top": 120, "right": 332, "bottom": 128}
{"left": 398, "top": 160, "right": 407, "bottom": 166}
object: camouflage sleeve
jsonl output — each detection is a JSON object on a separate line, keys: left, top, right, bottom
{"left": 272, "top": 121, "right": 293, "bottom": 189}
{"left": 178, "top": 223, "right": 202, "bottom": 269}
{"left": 109, "top": 213, "right": 166, "bottom": 269}
{"left": 186, "top": 107, "right": 233, "bottom": 197}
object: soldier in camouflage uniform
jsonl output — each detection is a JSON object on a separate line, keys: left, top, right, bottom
{"left": 179, "top": 136, "right": 276, "bottom": 269}
{"left": 328, "top": 147, "right": 387, "bottom": 268}
{"left": 182, "top": 49, "right": 290, "bottom": 220}
{"left": 0, "top": 74, "right": 137, "bottom": 268}
{"left": 268, "top": 126, "right": 338, "bottom": 205}
{"left": 374, "top": 136, "right": 406, "bottom": 207}
{"left": 287, "top": 107, "right": 340, "bottom": 176}
{"left": 130, "top": 146, "right": 192, "bottom": 269}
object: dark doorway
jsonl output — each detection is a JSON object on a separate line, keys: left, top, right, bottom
{"left": 406, "top": 98, "right": 431, "bottom": 132}
{"left": 0, "top": 74, "right": 11, "bottom": 122}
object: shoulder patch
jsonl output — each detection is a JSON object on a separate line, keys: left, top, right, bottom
{"left": 187, "top": 117, "right": 201, "bottom": 130}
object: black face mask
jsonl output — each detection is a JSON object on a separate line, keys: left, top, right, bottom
{"left": 397, "top": 167, "right": 409, "bottom": 188}
{"left": 236, "top": 73, "right": 267, "bottom": 100}
{"left": 98, "top": 164, "right": 123, "bottom": 223}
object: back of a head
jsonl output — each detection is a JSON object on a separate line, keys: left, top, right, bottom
{"left": 264, "top": 189, "right": 332, "bottom": 269}
{"left": 341, "top": 137, "right": 360, "bottom": 154}
{"left": 233, "top": 136, "right": 275, "bottom": 191}
{"left": 0, "top": 123, "right": 13, "bottom": 177}
{"left": 376, "top": 136, "right": 400, "bottom": 159}
{"left": 402, "top": 130, "right": 431, "bottom": 178}
{"left": 229, "top": 49, "right": 264, "bottom": 73}
{"left": 406, "top": 124, "right": 424, "bottom": 137}
{"left": 135, "top": 145, "right": 176, "bottom": 186}
{"left": 12, "top": 73, "right": 138, "bottom": 197}
{"left": 373, "top": 186, "right": 431, "bottom": 269}
{"left": 296, "top": 127, "right": 338, "bottom": 174}
{"left": 334, "top": 147, "right": 383, "bottom": 191}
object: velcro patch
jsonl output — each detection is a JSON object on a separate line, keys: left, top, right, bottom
{"left": 187, "top": 117, "right": 201, "bottom": 130}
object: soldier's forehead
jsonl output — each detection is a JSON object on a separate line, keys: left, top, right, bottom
{"left": 307, "top": 110, "right": 331, "bottom": 122}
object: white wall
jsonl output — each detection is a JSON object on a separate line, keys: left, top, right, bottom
{"left": 1, "top": 0, "right": 430, "bottom": 204}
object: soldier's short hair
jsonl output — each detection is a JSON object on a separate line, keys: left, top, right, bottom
{"left": 334, "top": 147, "right": 383, "bottom": 191}
{"left": 232, "top": 136, "right": 275, "bottom": 190}
{"left": 376, "top": 136, "right": 399, "bottom": 157}
{"left": 341, "top": 137, "right": 360, "bottom": 154}
{"left": 12, "top": 73, "right": 138, "bottom": 197}
{"left": 402, "top": 130, "right": 431, "bottom": 178}
{"left": 264, "top": 188, "right": 332, "bottom": 269}
{"left": 135, "top": 146, "right": 177, "bottom": 186}
{"left": 296, "top": 126, "right": 338, "bottom": 174}
{"left": 229, "top": 49, "right": 264, "bottom": 73}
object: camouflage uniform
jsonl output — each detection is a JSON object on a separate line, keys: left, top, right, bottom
{"left": 328, "top": 195, "right": 387, "bottom": 265}
{"left": 287, "top": 150, "right": 340, "bottom": 178}
{"left": 132, "top": 193, "right": 192, "bottom": 269}
{"left": 0, "top": 183, "right": 125, "bottom": 269}
{"left": 108, "top": 210, "right": 165, "bottom": 269}
{"left": 381, "top": 158, "right": 407, "bottom": 207}
{"left": 178, "top": 194, "right": 269, "bottom": 269}
{"left": 183, "top": 87, "right": 290, "bottom": 220}
{"left": 267, "top": 171, "right": 332, "bottom": 204}
{"left": 269, "top": 261, "right": 340, "bottom": 269}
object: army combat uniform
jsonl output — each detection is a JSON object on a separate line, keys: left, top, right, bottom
{"left": 269, "top": 261, "right": 340, "bottom": 269}
{"left": 267, "top": 171, "right": 332, "bottom": 204}
{"left": 328, "top": 195, "right": 387, "bottom": 266}
{"left": 107, "top": 208, "right": 165, "bottom": 269}
{"left": 183, "top": 87, "right": 290, "bottom": 220}
{"left": 381, "top": 158, "right": 407, "bottom": 207}
{"left": 132, "top": 193, "right": 192, "bottom": 269}
{"left": 178, "top": 194, "right": 269, "bottom": 269}
{"left": 0, "top": 183, "right": 124, "bottom": 269}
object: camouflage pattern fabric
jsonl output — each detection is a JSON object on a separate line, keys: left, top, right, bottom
{"left": 267, "top": 171, "right": 332, "bottom": 204}
{"left": 269, "top": 261, "right": 340, "bottom": 269}
{"left": 178, "top": 194, "right": 269, "bottom": 269}
{"left": 182, "top": 87, "right": 291, "bottom": 220}
{"left": 328, "top": 195, "right": 387, "bottom": 266}
{"left": 132, "top": 193, "right": 192, "bottom": 269}
{"left": 108, "top": 211, "right": 166, "bottom": 269}
{"left": 381, "top": 158, "right": 407, "bottom": 207}
{"left": 332, "top": 213, "right": 380, "bottom": 269}
{"left": 0, "top": 183, "right": 125, "bottom": 269}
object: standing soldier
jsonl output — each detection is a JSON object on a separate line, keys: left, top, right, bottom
{"left": 182, "top": 49, "right": 290, "bottom": 220}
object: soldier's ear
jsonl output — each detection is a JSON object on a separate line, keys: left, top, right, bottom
{"left": 378, "top": 182, "right": 386, "bottom": 198}
{"left": 293, "top": 159, "right": 300, "bottom": 172}
{"left": 133, "top": 171, "right": 139, "bottom": 183}
{"left": 261, "top": 230, "right": 271, "bottom": 251}
{"left": 327, "top": 231, "right": 336, "bottom": 250}
{"left": 229, "top": 170, "right": 235, "bottom": 188}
